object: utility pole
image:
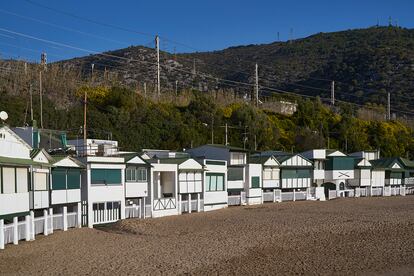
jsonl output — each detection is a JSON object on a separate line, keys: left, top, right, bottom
{"left": 175, "top": 80, "right": 178, "bottom": 97}
{"left": 225, "top": 123, "right": 228, "bottom": 145}
{"left": 155, "top": 35, "right": 160, "bottom": 97}
{"left": 255, "top": 63, "right": 259, "bottom": 106}
{"left": 91, "top": 63, "right": 95, "bottom": 83}
{"left": 331, "top": 80, "right": 335, "bottom": 106}
{"left": 277, "top": 32, "right": 280, "bottom": 41}
{"left": 39, "top": 52, "right": 46, "bottom": 129}
{"left": 193, "top": 59, "right": 196, "bottom": 75}
{"left": 83, "top": 90, "right": 87, "bottom": 148}
{"left": 39, "top": 71, "right": 43, "bottom": 128}
{"left": 143, "top": 82, "right": 147, "bottom": 97}
{"left": 211, "top": 116, "right": 214, "bottom": 144}
{"left": 242, "top": 126, "right": 248, "bottom": 150}
{"left": 29, "top": 84, "right": 33, "bottom": 122}
{"left": 387, "top": 92, "right": 391, "bottom": 120}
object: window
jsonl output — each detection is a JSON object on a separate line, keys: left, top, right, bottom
{"left": 91, "top": 169, "right": 121, "bottom": 185}
{"left": 264, "top": 168, "right": 279, "bottom": 180}
{"left": 16, "top": 168, "right": 28, "bottom": 193}
{"left": 126, "top": 167, "right": 147, "bottom": 182}
{"left": 230, "top": 152, "right": 245, "bottom": 165}
{"left": 206, "top": 173, "right": 225, "bottom": 192}
{"left": 228, "top": 167, "right": 244, "bottom": 181}
{"left": 34, "top": 172, "right": 48, "bottom": 191}
{"left": 67, "top": 169, "right": 81, "bottom": 189}
{"left": 52, "top": 169, "right": 66, "bottom": 190}
{"left": 251, "top": 176, "right": 260, "bottom": 188}
{"left": 2, "top": 167, "right": 15, "bottom": 194}
{"left": 281, "top": 169, "right": 311, "bottom": 179}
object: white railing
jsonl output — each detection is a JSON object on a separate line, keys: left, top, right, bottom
{"left": 1, "top": 205, "right": 81, "bottom": 250}
{"left": 263, "top": 192, "right": 274, "bottom": 202}
{"left": 125, "top": 205, "right": 141, "bottom": 219}
{"left": 153, "top": 198, "right": 176, "bottom": 211}
{"left": 328, "top": 190, "right": 337, "bottom": 200}
{"left": 228, "top": 192, "right": 246, "bottom": 206}
{"left": 371, "top": 187, "right": 383, "bottom": 197}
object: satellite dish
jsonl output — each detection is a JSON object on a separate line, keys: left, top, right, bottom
{"left": 0, "top": 111, "right": 8, "bottom": 121}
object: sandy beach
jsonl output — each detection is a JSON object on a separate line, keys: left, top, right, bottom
{"left": 1, "top": 197, "right": 414, "bottom": 275}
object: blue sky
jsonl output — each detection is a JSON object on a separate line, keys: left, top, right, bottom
{"left": 0, "top": 0, "right": 413, "bottom": 62}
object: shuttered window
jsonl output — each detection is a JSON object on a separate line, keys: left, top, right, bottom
{"left": 16, "top": 168, "right": 28, "bottom": 193}
{"left": 126, "top": 167, "right": 147, "bottom": 182}
{"left": 2, "top": 167, "right": 15, "bottom": 194}
{"left": 281, "top": 169, "right": 311, "bottom": 179}
{"left": 228, "top": 167, "right": 244, "bottom": 181}
{"left": 91, "top": 169, "right": 121, "bottom": 185}
{"left": 34, "top": 172, "right": 48, "bottom": 191}
{"left": 251, "top": 176, "right": 260, "bottom": 188}
{"left": 67, "top": 169, "right": 81, "bottom": 189}
{"left": 52, "top": 169, "right": 66, "bottom": 190}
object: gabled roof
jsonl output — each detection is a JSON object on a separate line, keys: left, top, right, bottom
{"left": 252, "top": 151, "right": 312, "bottom": 167}
{"left": 326, "top": 149, "right": 347, "bottom": 157}
{"left": 30, "top": 148, "right": 53, "bottom": 165}
{"left": 119, "top": 152, "right": 151, "bottom": 167}
{"left": 0, "top": 125, "right": 33, "bottom": 150}
{"left": 353, "top": 157, "right": 372, "bottom": 168}
{"left": 249, "top": 155, "right": 280, "bottom": 166}
{"left": 51, "top": 155, "right": 85, "bottom": 168}
{"left": 370, "top": 157, "right": 406, "bottom": 171}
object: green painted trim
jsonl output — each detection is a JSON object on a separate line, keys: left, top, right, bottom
{"left": 14, "top": 167, "right": 17, "bottom": 193}
{"left": 0, "top": 211, "right": 30, "bottom": 221}
{"left": 205, "top": 160, "right": 226, "bottom": 166}
{"left": 251, "top": 176, "right": 260, "bottom": 188}
{"left": 0, "top": 166, "right": 3, "bottom": 194}
{"left": 246, "top": 195, "right": 262, "bottom": 198}
{"left": 227, "top": 188, "right": 243, "bottom": 192}
{"left": 203, "top": 202, "right": 228, "bottom": 206}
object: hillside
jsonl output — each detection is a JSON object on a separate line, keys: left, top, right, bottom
{"left": 53, "top": 26, "right": 414, "bottom": 114}
{"left": 1, "top": 26, "right": 413, "bottom": 115}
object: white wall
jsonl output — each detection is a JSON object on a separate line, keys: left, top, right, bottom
{"left": 325, "top": 170, "right": 354, "bottom": 181}
{"left": 0, "top": 193, "right": 30, "bottom": 216}
{"left": 0, "top": 127, "right": 31, "bottom": 159}
{"left": 203, "top": 160, "right": 228, "bottom": 210}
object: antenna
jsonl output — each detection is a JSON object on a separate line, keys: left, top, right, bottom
{"left": 0, "top": 111, "right": 8, "bottom": 122}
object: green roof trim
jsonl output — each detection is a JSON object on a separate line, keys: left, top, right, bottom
{"left": 0, "top": 156, "right": 42, "bottom": 166}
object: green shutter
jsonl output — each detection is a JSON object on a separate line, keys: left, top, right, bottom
{"left": 67, "top": 169, "right": 81, "bottom": 189}
{"left": 106, "top": 169, "right": 122, "bottom": 184}
{"left": 228, "top": 167, "right": 243, "bottom": 181}
{"left": 390, "top": 172, "right": 403, "bottom": 179}
{"left": 91, "top": 169, "right": 106, "bottom": 184}
{"left": 52, "top": 169, "right": 66, "bottom": 190}
{"left": 251, "top": 176, "right": 260, "bottom": 188}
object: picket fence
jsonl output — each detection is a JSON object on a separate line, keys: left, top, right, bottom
{"left": 0, "top": 207, "right": 81, "bottom": 250}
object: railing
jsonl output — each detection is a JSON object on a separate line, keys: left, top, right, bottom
{"left": 263, "top": 192, "right": 274, "bottom": 202}
{"left": 1, "top": 207, "right": 80, "bottom": 250}
{"left": 228, "top": 192, "right": 246, "bottom": 206}
{"left": 328, "top": 190, "right": 337, "bottom": 200}
{"left": 153, "top": 198, "right": 176, "bottom": 211}
{"left": 125, "top": 205, "right": 141, "bottom": 219}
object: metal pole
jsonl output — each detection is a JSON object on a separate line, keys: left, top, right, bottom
{"left": 331, "top": 81, "right": 335, "bottom": 106}
{"left": 29, "top": 84, "right": 33, "bottom": 121}
{"left": 39, "top": 71, "right": 43, "bottom": 128}
{"left": 387, "top": 92, "right": 391, "bottom": 120}
{"left": 225, "top": 123, "right": 228, "bottom": 145}
{"left": 155, "top": 35, "right": 160, "bottom": 97}
{"left": 255, "top": 63, "right": 259, "bottom": 106}
{"left": 83, "top": 90, "right": 87, "bottom": 154}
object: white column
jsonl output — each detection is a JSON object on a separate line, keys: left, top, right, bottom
{"left": 13, "top": 217, "right": 18, "bottom": 245}
{"left": 188, "top": 194, "right": 192, "bottom": 214}
{"left": 77, "top": 202, "right": 82, "bottom": 228}
{"left": 30, "top": 211, "right": 35, "bottom": 240}
{"left": 197, "top": 193, "right": 200, "bottom": 212}
{"left": 273, "top": 189, "right": 276, "bottom": 202}
{"left": 63, "top": 206, "right": 68, "bottom": 231}
{"left": 25, "top": 215, "right": 31, "bottom": 241}
{"left": 293, "top": 189, "right": 296, "bottom": 201}
{"left": 178, "top": 194, "right": 182, "bottom": 214}
{"left": 0, "top": 219, "right": 4, "bottom": 250}
{"left": 43, "top": 209, "right": 48, "bottom": 236}
{"left": 279, "top": 190, "right": 283, "bottom": 202}
{"left": 138, "top": 199, "right": 142, "bottom": 219}
{"left": 49, "top": 208, "right": 54, "bottom": 234}
{"left": 143, "top": 197, "right": 146, "bottom": 219}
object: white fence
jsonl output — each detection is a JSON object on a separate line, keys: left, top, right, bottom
{"left": 228, "top": 192, "right": 247, "bottom": 206}
{"left": 1, "top": 206, "right": 81, "bottom": 250}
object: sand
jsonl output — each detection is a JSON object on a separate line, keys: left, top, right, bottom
{"left": 1, "top": 197, "right": 414, "bottom": 275}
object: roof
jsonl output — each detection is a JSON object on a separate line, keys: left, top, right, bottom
{"left": 399, "top": 157, "right": 414, "bottom": 169}
{"left": 0, "top": 156, "right": 42, "bottom": 166}
{"left": 51, "top": 155, "right": 85, "bottom": 168}
{"left": 0, "top": 125, "right": 33, "bottom": 150}
{"left": 203, "top": 144, "right": 248, "bottom": 152}
{"left": 370, "top": 157, "right": 406, "bottom": 171}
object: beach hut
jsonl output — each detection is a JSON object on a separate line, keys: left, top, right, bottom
{"left": 370, "top": 157, "right": 408, "bottom": 196}
{"left": 186, "top": 144, "right": 249, "bottom": 204}
{"left": 29, "top": 149, "right": 52, "bottom": 214}
{"left": 200, "top": 159, "right": 228, "bottom": 212}
{"left": 70, "top": 139, "right": 126, "bottom": 228}
{"left": 121, "top": 153, "right": 151, "bottom": 218}
{"left": 0, "top": 126, "right": 35, "bottom": 221}
{"left": 50, "top": 156, "right": 83, "bottom": 214}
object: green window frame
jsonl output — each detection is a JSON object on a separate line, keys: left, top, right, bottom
{"left": 206, "top": 173, "right": 225, "bottom": 192}
{"left": 251, "top": 176, "right": 260, "bottom": 188}
{"left": 91, "top": 169, "right": 122, "bottom": 185}
{"left": 228, "top": 167, "right": 244, "bottom": 181}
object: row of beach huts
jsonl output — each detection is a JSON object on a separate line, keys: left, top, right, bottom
{"left": 1, "top": 124, "right": 414, "bottom": 249}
